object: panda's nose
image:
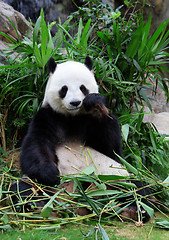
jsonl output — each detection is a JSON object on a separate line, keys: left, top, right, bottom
{"left": 70, "top": 101, "right": 81, "bottom": 107}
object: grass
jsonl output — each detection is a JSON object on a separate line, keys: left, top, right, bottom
{"left": 1, "top": 215, "right": 169, "bottom": 240}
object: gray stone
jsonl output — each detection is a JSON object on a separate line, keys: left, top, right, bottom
{"left": 144, "top": 111, "right": 169, "bottom": 139}
{"left": 0, "top": 0, "right": 31, "bottom": 42}
{"left": 0, "top": 0, "right": 32, "bottom": 62}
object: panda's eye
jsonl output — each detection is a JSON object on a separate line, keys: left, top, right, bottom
{"left": 59, "top": 85, "right": 68, "bottom": 98}
{"left": 80, "top": 85, "right": 89, "bottom": 96}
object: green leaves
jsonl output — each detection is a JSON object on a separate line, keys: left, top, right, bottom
{"left": 41, "top": 189, "right": 64, "bottom": 219}
{"left": 33, "top": 9, "right": 54, "bottom": 68}
{"left": 155, "top": 219, "right": 169, "bottom": 229}
{"left": 139, "top": 201, "right": 154, "bottom": 219}
{"left": 96, "top": 12, "right": 169, "bottom": 114}
{"left": 122, "top": 124, "right": 129, "bottom": 142}
{"left": 97, "top": 224, "right": 110, "bottom": 240}
{"left": 125, "top": 25, "right": 143, "bottom": 59}
{"left": 59, "top": 18, "right": 94, "bottom": 56}
{"left": 81, "top": 223, "right": 110, "bottom": 239}
{"left": 116, "top": 154, "right": 139, "bottom": 176}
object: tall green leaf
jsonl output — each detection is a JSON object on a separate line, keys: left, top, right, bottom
{"left": 125, "top": 25, "right": 142, "bottom": 58}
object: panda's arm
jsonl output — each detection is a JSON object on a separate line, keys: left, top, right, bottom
{"left": 83, "top": 93, "right": 123, "bottom": 163}
{"left": 20, "top": 106, "right": 60, "bottom": 186}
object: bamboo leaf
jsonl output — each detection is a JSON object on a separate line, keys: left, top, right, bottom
{"left": 133, "top": 59, "right": 142, "bottom": 72}
{"left": 0, "top": 225, "right": 13, "bottom": 230}
{"left": 82, "top": 166, "right": 96, "bottom": 175}
{"left": 125, "top": 26, "right": 142, "bottom": 58}
{"left": 139, "top": 88, "right": 152, "bottom": 111}
{"left": 34, "top": 43, "right": 42, "bottom": 67}
{"left": 139, "top": 201, "right": 154, "bottom": 219}
{"left": 145, "top": 20, "right": 169, "bottom": 62}
{"left": 0, "top": 32, "right": 17, "bottom": 43}
{"left": 81, "top": 18, "right": 91, "bottom": 45}
{"left": 76, "top": 18, "right": 83, "bottom": 45}
{"left": 98, "top": 175, "right": 128, "bottom": 181}
{"left": 58, "top": 24, "right": 76, "bottom": 45}
{"left": 1, "top": 214, "right": 8, "bottom": 225}
{"left": 43, "top": 30, "right": 53, "bottom": 66}
{"left": 40, "top": 9, "right": 50, "bottom": 65}
{"left": 115, "top": 182, "right": 136, "bottom": 188}
{"left": 163, "top": 175, "right": 169, "bottom": 186}
{"left": 138, "top": 15, "right": 152, "bottom": 58}
{"left": 36, "top": 225, "right": 60, "bottom": 231}
{"left": 87, "top": 190, "right": 121, "bottom": 197}
{"left": 2, "top": 15, "right": 21, "bottom": 43}
{"left": 33, "top": 16, "right": 41, "bottom": 46}
{"left": 115, "top": 154, "right": 139, "bottom": 175}
{"left": 122, "top": 124, "right": 129, "bottom": 142}
{"left": 0, "top": 187, "right": 2, "bottom": 199}
{"left": 81, "top": 227, "right": 96, "bottom": 237}
{"left": 74, "top": 178, "right": 100, "bottom": 215}
{"left": 41, "top": 202, "right": 53, "bottom": 219}
{"left": 155, "top": 219, "right": 169, "bottom": 229}
{"left": 41, "top": 189, "right": 64, "bottom": 219}
{"left": 98, "top": 224, "right": 110, "bottom": 240}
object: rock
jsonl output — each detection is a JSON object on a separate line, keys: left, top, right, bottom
{"left": 144, "top": 0, "right": 169, "bottom": 32}
{"left": 0, "top": 0, "right": 31, "bottom": 42}
{"left": 3, "top": 0, "right": 78, "bottom": 24}
{"left": 144, "top": 84, "right": 169, "bottom": 113}
{"left": 144, "top": 111, "right": 169, "bottom": 139}
{"left": 0, "top": 0, "right": 32, "bottom": 62}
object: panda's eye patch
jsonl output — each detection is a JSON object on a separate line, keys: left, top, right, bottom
{"left": 59, "top": 85, "right": 68, "bottom": 98}
{"left": 80, "top": 85, "right": 89, "bottom": 96}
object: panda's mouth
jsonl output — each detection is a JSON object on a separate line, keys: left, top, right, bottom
{"left": 67, "top": 107, "right": 81, "bottom": 112}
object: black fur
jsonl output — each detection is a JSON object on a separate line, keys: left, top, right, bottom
{"left": 20, "top": 93, "right": 123, "bottom": 186}
{"left": 118, "top": 180, "right": 153, "bottom": 223}
{"left": 84, "top": 56, "right": 93, "bottom": 71}
{"left": 80, "top": 84, "right": 89, "bottom": 96}
{"left": 59, "top": 85, "right": 68, "bottom": 98}
{"left": 48, "top": 57, "right": 57, "bottom": 73}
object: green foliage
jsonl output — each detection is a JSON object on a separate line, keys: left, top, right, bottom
{"left": 58, "top": 18, "right": 95, "bottom": 57}
{"left": 97, "top": 13, "right": 169, "bottom": 111}
{"left": 72, "top": 0, "right": 169, "bottom": 111}
{"left": 0, "top": 9, "right": 66, "bottom": 147}
{"left": 119, "top": 110, "right": 169, "bottom": 180}
{"left": 0, "top": 171, "right": 156, "bottom": 233}
{"left": 0, "top": 0, "right": 169, "bottom": 221}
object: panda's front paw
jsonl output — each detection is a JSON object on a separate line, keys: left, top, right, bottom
{"left": 83, "top": 93, "right": 109, "bottom": 118}
{"left": 121, "top": 206, "right": 150, "bottom": 223}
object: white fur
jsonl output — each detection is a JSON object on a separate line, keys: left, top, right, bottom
{"left": 43, "top": 61, "right": 99, "bottom": 114}
{"left": 57, "top": 142, "right": 129, "bottom": 176}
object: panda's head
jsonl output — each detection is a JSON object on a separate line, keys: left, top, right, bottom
{"left": 43, "top": 56, "right": 99, "bottom": 115}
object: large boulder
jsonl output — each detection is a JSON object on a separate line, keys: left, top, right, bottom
{"left": 0, "top": 0, "right": 32, "bottom": 62}
{"left": 0, "top": 0, "right": 31, "bottom": 42}
{"left": 3, "top": 0, "right": 77, "bottom": 23}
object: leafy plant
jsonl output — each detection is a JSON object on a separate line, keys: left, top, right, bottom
{"left": 58, "top": 18, "right": 95, "bottom": 58}
{"left": 0, "top": 10, "right": 67, "bottom": 148}
{"left": 120, "top": 111, "right": 169, "bottom": 180}
{"left": 0, "top": 3, "right": 169, "bottom": 236}
{"left": 96, "top": 14, "right": 169, "bottom": 111}
{"left": 72, "top": 0, "right": 169, "bottom": 112}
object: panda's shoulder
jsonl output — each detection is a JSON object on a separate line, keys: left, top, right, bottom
{"left": 29, "top": 105, "right": 64, "bottom": 131}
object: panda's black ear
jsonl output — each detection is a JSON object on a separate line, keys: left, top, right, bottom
{"left": 84, "top": 56, "right": 93, "bottom": 71}
{"left": 48, "top": 57, "right": 57, "bottom": 73}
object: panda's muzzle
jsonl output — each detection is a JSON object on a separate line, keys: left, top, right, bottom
{"left": 70, "top": 101, "right": 81, "bottom": 107}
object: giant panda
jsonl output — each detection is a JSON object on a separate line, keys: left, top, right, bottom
{"left": 12, "top": 56, "right": 153, "bottom": 222}
{"left": 20, "top": 56, "right": 128, "bottom": 184}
